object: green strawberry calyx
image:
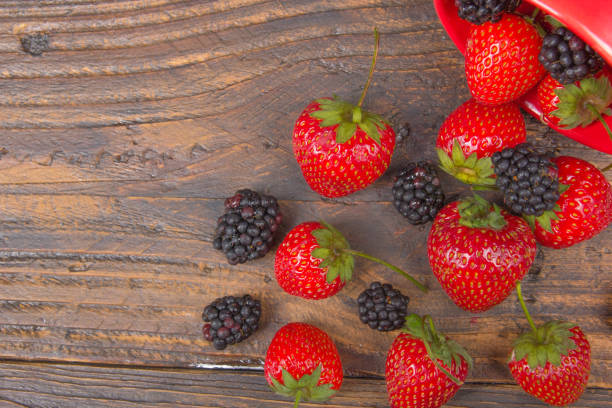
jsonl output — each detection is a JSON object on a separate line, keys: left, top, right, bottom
{"left": 311, "top": 221, "right": 428, "bottom": 293}
{"left": 269, "top": 364, "right": 336, "bottom": 407}
{"left": 457, "top": 194, "right": 507, "bottom": 230}
{"left": 437, "top": 140, "right": 496, "bottom": 189}
{"left": 552, "top": 76, "right": 612, "bottom": 142}
{"left": 311, "top": 221, "right": 355, "bottom": 285}
{"left": 310, "top": 97, "right": 389, "bottom": 144}
{"left": 309, "top": 28, "right": 390, "bottom": 145}
{"left": 404, "top": 314, "right": 472, "bottom": 385}
{"left": 513, "top": 282, "right": 577, "bottom": 370}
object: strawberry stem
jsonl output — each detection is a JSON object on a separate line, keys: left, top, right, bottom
{"left": 356, "top": 28, "right": 379, "bottom": 108}
{"left": 422, "top": 315, "right": 463, "bottom": 386}
{"left": 516, "top": 282, "right": 539, "bottom": 338}
{"left": 342, "top": 249, "right": 428, "bottom": 293}
{"left": 587, "top": 104, "right": 612, "bottom": 142}
{"left": 587, "top": 103, "right": 612, "bottom": 172}
{"left": 293, "top": 391, "right": 301, "bottom": 408}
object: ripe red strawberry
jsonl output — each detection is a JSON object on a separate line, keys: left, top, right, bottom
{"left": 265, "top": 322, "right": 343, "bottom": 406}
{"left": 533, "top": 156, "right": 612, "bottom": 248}
{"left": 436, "top": 98, "right": 525, "bottom": 186}
{"left": 386, "top": 314, "right": 471, "bottom": 408}
{"left": 466, "top": 14, "right": 546, "bottom": 105}
{"left": 537, "top": 73, "right": 612, "bottom": 138}
{"left": 427, "top": 195, "right": 536, "bottom": 312}
{"left": 537, "top": 74, "right": 563, "bottom": 125}
{"left": 275, "top": 221, "right": 427, "bottom": 300}
{"left": 509, "top": 282, "right": 591, "bottom": 406}
{"left": 293, "top": 29, "right": 395, "bottom": 198}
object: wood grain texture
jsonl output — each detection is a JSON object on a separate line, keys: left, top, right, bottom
{"left": 0, "top": 0, "right": 609, "bottom": 394}
{"left": 0, "top": 362, "right": 609, "bottom": 408}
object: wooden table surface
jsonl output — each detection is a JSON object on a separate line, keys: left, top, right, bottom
{"left": 0, "top": 1, "right": 610, "bottom": 407}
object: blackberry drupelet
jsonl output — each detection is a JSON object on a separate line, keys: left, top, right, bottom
{"left": 392, "top": 161, "right": 444, "bottom": 225}
{"left": 357, "top": 282, "right": 410, "bottom": 331}
{"left": 213, "top": 189, "right": 282, "bottom": 265}
{"left": 492, "top": 143, "right": 560, "bottom": 217}
{"left": 455, "top": 0, "right": 521, "bottom": 25}
{"left": 202, "top": 294, "right": 261, "bottom": 350}
{"left": 539, "top": 26, "right": 604, "bottom": 84}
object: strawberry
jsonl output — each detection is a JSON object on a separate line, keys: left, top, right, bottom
{"left": 264, "top": 322, "right": 343, "bottom": 406}
{"left": 509, "top": 282, "right": 591, "bottom": 406}
{"left": 466, "top": 13, "right": 546, "bottom": 105}
{"left": 436, "top": 98, "right": 525, "bottom": 187}
{"left": 293, "top": 29, "right": 395, "bottom": 198}
{"left": 427, "top": 195, "right": 536, "bottom": 312}
{"left": 386, "top": 314, "right": 472, "bottom": 408}
{"left": 274, "top": 221, "right": 427, "bottom": 300}
{"left": 538, "top": 73, "right": 612, "bottom": 142}
{"left": 536, "top": 74, "right": 563, "bottom": 126}
{"left": 532, "top": 156, "right": 612, "bottom": 248}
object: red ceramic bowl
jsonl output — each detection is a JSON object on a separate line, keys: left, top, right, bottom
{"left": 434, "top": 0, "right": 612, "bottom": 154}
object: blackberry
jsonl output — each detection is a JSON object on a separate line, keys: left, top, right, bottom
{"left": 202, "top": 294, "right": 261, "bottom": 350}
{"left": 392, "top": 161, "right": 444, "bottom": 225}
{"left": 539, "top": 26, "right": 604, "bottom": 84}
{"left": 492, "top": 143, "right": 560, "bottom": 217}
{"left": 357, "top": 282, "right": 409, "bottom": 331}
{"left": 455, "top": 0, "right": 521, "bottom": 25}
{"left": 213, "top": 189, "right": 282, "bottom": 265}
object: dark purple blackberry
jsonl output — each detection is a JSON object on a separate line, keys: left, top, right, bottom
{"left": 392, "top": 161, "right": 444, "bottom": 225}
{"left": 213, "top": 189, "right": 282, "bottom": 265}
{"left": 492, "top": 143, "right": 560, "bottom": 217}
{"left": 539, "top": 26, "right": 605, "bottom": 84}
{"left": 202, "top": 294, "right": 261, "bottom": 350}
{"left": 455, "top": 0, "right": 521, "bottom": 25}
{"left": 357, "top": 282, "right": 409, "bottom": 331}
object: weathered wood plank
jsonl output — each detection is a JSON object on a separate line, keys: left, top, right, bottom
{"left": 0, "top": 362, "right": 609, "bottom": 408}
{"left": 0, "top": 0, "right": 609, "bottom": 394}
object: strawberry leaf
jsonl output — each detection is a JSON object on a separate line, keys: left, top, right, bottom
{"left": 464, "top": 152, "right": 478, "bottom": 169}
{"left": 282, "top": 368, "right": 298, "bottom": 389}
{"left": 404, "top": 314, "right": 426, "bottom": 338}
{"left": 309, "top": 384, "right": 336, "bottom": 402}
{"left": 308, "top": 96, "right": 388, "bottom": 146}
{"left": 325, "top": 263, "right": 340, "bottom": 283}
{"left": 553, "top": 77, "right": 612, "bottom": 128}
{"left": 458, "top": 194, "right": 507, "bottom": 230}
{"left": 559, "top": 183, "right": 570, "bottom": 195}
{"left": 523, "top": 215, "right": 536, "bottom": 231}
{"left": 336, "top": 122, "right": 357, "bottom": 144}
{"left": 402, "top": 314, "right": 471, "bottom": 385}
{"left": 436, "top": 141, "right": 496, "bottom": 187}
{"left": 312, "top": 228, "right": 334, "bottom": 248}
{"left": 311, "top": 248, "right": 331, "bottom": 260}
{"left": 451, "top": 140, "right": 466, "bottom": 165}
{"left": 270, "top": 375, "right": 295, "bottom": 397}
{"left": 311, "top": 221, "right": 354, "bottom": 284}
{"left": 437, "top": 148, "right": 454, "bottom": 171}
{"left": 269, "top": 365, "right": 337, "bottom": 403}
{"left": 513, "top": 321, "right": 578, "bottom": 370}
{"left": 359, "top": 119, "right": 381, "bottom": 145}
{"left": 532, "top": 210, "right": 560, "bottom": 233}
{"left": 547, "top": 346, "right": 561, "bottom": 366}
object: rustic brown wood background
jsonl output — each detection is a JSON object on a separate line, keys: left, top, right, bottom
{"left": 0, "top": 0, "right": 609, "bottom": 406}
